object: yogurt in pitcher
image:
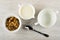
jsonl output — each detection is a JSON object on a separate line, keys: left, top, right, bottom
{"left": 19, "top": 4, "right": 35, "bottom": 20}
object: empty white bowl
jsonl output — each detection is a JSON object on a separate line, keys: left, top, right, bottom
{"left": 35, "top": 8, "right": 58, "bottom": 28}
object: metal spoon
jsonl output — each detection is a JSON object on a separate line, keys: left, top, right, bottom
{"left": 25, "top": 25, "right": 49, "bottom": 37}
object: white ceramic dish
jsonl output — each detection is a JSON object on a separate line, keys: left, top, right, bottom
{"left": 35, "top": 8, "right": 58, "bottom": 28}
{"left": 2, "top": 13, "right": 22, "bottom": 33}
{"left": 18, "top": 4, "right": 35, "bottom": 20}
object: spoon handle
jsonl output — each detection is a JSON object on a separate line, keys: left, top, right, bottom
{"left": 32, "top": 29, "right": 49, "bottom": 37}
